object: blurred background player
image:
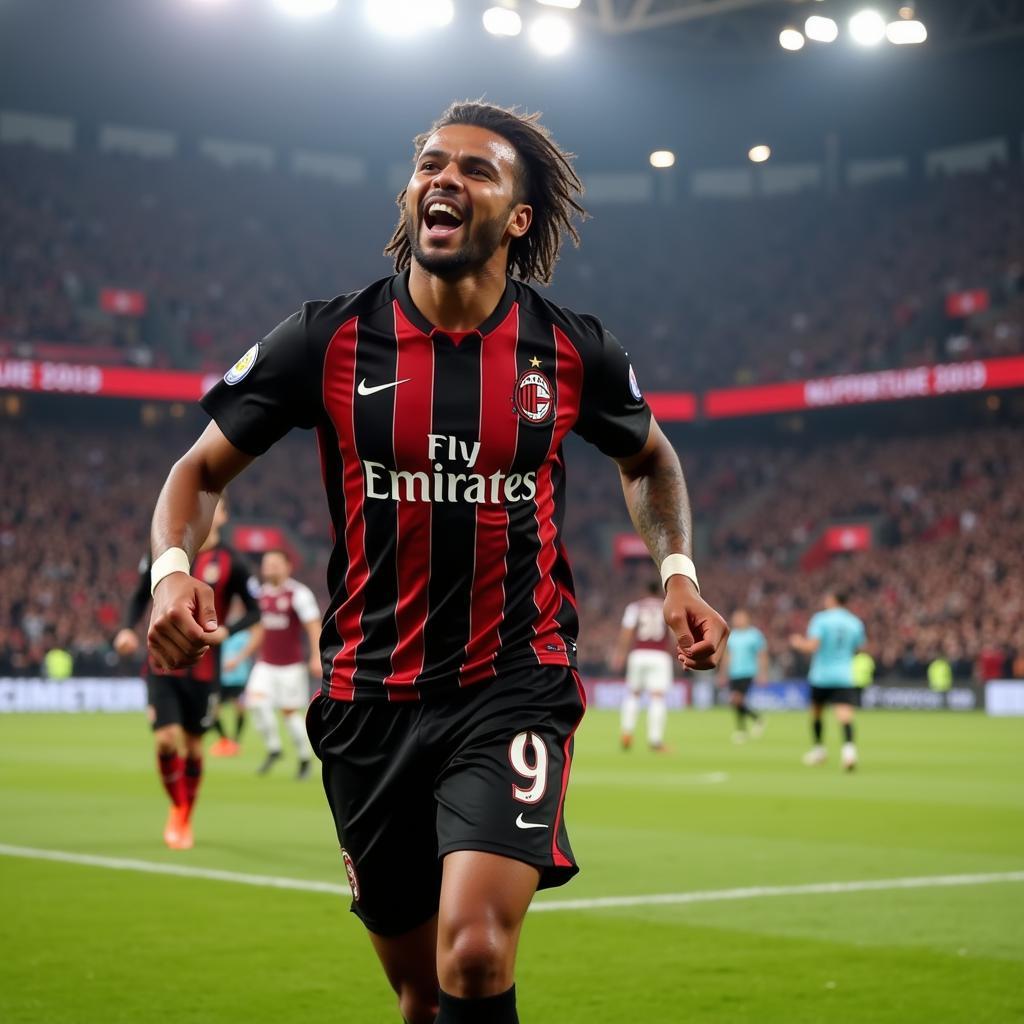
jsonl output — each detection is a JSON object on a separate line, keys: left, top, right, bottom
{"left": 210, "top": 625, "right": 258, "bottom": 757}
{"left": 790, "top": 591, "right": 867, "bottom": 772}
{"left": 720, "top": 608, "right": 767, "bottom": 743}
{"left": 226, "top": 549, "right": 320, "bottom": 779}
{"left": 114, "top": 497, "right": 259, "bottom": 846}
{"left": 612, "top": 581, "right": 676, "bottom": 752}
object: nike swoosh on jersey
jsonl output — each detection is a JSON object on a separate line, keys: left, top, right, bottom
{"left": 514, "top": 813, "right": 549, "bottom": 830}
{"left": 357, "top": 377, "right": 411, "bottom": 396}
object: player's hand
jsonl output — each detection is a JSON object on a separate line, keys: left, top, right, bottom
{"left": 208, "top": 626, "right": 230, "bottom": 645}
{"left": 663, "top": 577, "right": 729, "bottom": 672}
{"left": 148, "top": 572, "right": 220, "bottom": 671}
{"left": 113, "top": 628, "right": 139, "bottom": 657}
{"left": 308, "top": 653, "right": 322, "bottom": 678}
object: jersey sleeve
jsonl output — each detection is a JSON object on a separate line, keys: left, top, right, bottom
{"left": 122, "top": 556, "right": 152, "bottom": 630}
{"left": 226, "top": 556, "right": 261, "bottom": 635}
{"left": 808, "top": 614, "right": 825, "bottom": 640}
{"left": 621, "top": 602, "right": 639, "bottom": 629}
{"left": 573, "top": 322, "right": 652, "bottom": 459}
{"left": 200, "top": 306, "right": 322, "bottom": 456}
{"left": 292, "top": 583, "right": 321, "bottom": 624}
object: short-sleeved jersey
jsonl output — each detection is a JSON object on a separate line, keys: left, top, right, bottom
{"left": 201, "top": 271, "right": 651, "bottom": 702}
{"left": 221, "top": 629, "right": 254, "bottom": 687}
{"left": 129, "top": 545, "right": 259, "bottom": 684}
{"left": 621, "top": 597, "right": 668, "bottom": 652}
{"left": 726, "top": 626, "right": 766, "bottom": 680}
{"left": 258, "top": 578, "right": 320, "bottom": 666}
{"left": 807, "top": 607, "right": 866, "bottom": 687}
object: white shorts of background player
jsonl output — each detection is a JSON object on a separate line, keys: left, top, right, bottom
{"left": 246, "top": 661, "right": 311, "bottom": 711}
{"left": 625, "top": 649, "right": 674, "bottom": 695}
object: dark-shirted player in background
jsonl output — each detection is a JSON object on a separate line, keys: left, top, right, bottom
{"left": 225, "top": 548, "right": 321, "bottom": 779}
{"left": 147, "top": 101, "right": 728, "bottom": 1024}
{"left": 720, "top": 608, "right": 768, "bottom": 743}
{"left": 611, "top": 580, "right": 676, "bottom": 751}
{"left": 116, "top": 497, "right": 259, "bottom": 848}
{"left": 790, "top": 591, "right": 867, "bottom": 771}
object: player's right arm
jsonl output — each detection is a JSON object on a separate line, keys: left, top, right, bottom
{"left": 147, "top": 423, "right": 255, "bottom": 671}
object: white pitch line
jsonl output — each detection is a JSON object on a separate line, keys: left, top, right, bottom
{"left": 1, "top": 843, "right": 1022, "bottom": 913}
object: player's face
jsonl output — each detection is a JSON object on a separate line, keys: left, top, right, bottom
{"left": 404, "top": 124, "right": 532, "bottom": 280}
{"left": 733, "top": 611, "right": 750, "bottom": 629}
{"left": 261, "top": 552, "right": 289, "bottom": 585}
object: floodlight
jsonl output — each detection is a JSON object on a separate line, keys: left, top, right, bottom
{"left": 529, "top": 13, "right": 572, "bottom": 56}
{"left": 748, "top": 145, "right": 771, "bottom": 163}
{"left": 483, "top": 7, "right": 522, "bottom": 36}
{"left": 779, "top": 28, "right": 805, "bottom": 51}
{"left": 536, "top": 0, "right": 581, "bottom": 8}
{"left": 849, "top": 9, "right": 886, "bottom": 45}
{"left": 649, "top": 151, "right": 675, "bottom": 169}
{"left": 886, "top": 18, "right": 926, "bottom": 44}
{"left": 273, "top": 0, "right": 337, "bottom": 16}
{"left": 804, "top": 15, "right": 838, "bottom": 42}
{"left": 365, "top": 0, "right": 454, "bottom": 34}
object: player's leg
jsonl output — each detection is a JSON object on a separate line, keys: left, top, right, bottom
{"left": 729, "top": 683, "right": 748, "bottom": 742}
{"left": 435, "top": 851, "right": 539, "bottom": 1020}
{"left": 803, "top": 690, "right": 827, "bottom": 765}
{"left": 432, "top": 667, "right": 586, "bottom": 1022}
{"left": 835, "top": 697, "right": 857, "bottom": 771}
{"left": 645, "top": 654, "right": 672, "bottom": 751}
{"left": 147, "top": 675, "right": 188, "bottom": 845}
{"left": 307, "top": 693, "right": 444, "bottom": 1023}
{"left": 169, "top": 679, "right": 219, "bottom": 849}
{"left": 278, "top": 664, "right": 314, "bottom": 779}
{"left": 620, "top": 653, "right": 641, "bottom": 750}
{"left": 246, "top": 662, "right": 283, "bottom": 774}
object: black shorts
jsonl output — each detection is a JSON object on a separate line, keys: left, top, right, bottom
{"left": 219, "top": 682, "right": 246, "bottom": 702}
{"left": 729, "top": 677, "right": 753, "bottom": 696}
{"left": 809, "top": 685, "right": 860, "bottom": 707}
{"left": 147, "top": 673, "right": 220, "bottom": 735}
{"left": 306, "top": 665, "right": 586, "bottom": 937}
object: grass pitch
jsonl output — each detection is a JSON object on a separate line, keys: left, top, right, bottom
{"left": 1, "top": 707, "right": 1022, "bottom": 1023}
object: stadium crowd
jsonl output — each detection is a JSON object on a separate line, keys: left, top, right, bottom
{"left": 2, "top": 418, "right": 1022, "bottom": 685}
{"left": 1, "top": 144, "right": 1021, "bottom": 387}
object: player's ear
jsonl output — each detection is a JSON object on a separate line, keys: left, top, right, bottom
{"left": 506, "top": 203, "right": 532, "bottom": 240}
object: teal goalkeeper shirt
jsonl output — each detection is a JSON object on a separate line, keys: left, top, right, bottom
{"left": 807, "top": 608, "right": 866, "bottom": 687}
{"left": 220, "top": 629, "right": 253, "bottom": 687}
{"left": 726, "top": 627, "right": 766, "bottom": 680}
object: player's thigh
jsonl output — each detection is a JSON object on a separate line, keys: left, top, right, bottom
{"left": 245, "top": 662, "right": 273, "bottom": 707}
{"left": 306, "top": 693, "right": 442, "bottom": 937}
{"left": 274, "top": 663, "right": 311, "bottom": 711}
{"left": 368, "top": 914, "right": 440, "bottom": 1014}
{"left": 434, "top": 666, "right": 586, "bottom": 893}
{"left": 644, "top": 653, "right": 674, "bottom": 696}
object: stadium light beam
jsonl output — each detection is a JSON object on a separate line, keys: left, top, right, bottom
{"left": 364, "top": 0, "right": 454, "bottom": 35}
{"left": 483, "top": 7, "right": 522, "bottom": 36}
{"left": 804, "top": 15, "right": 838, "bottom": 43}
{"left": 849, "top": 9, "right": 886, "bottom": 46}
{"left": 536, "top": 0, "right": 581, "bottom": 8}
{"left": 529, "top": 13, "right": 572, "bottom": 56}
{"left": 649, "top": 150, "right": 675, "bottom": 169}
{"left": 886, "top": 19, "right": 927, "bottom": 44}
{"left": 748, "top": 145, "right": 771, "bottom": 164}
{"left": 272, "top": 0, "right": 337, "bottom": 17}
{"left": 779, "top": 27, "right": 805, "bottom": 51}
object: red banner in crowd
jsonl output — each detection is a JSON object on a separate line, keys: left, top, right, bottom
{"left": 99, "top": 288, "right": 148, "bottom": 317}
{"left": 0, "top": 358, "right": 218, "bottom": 401}
{"left": 613, "top": 533, "right": 650, "bottom": 566}
{"left": 702, "top": 355, "right": 1024, "bottom": 419}
{"left": 945, "top": 289, "right": 990, "bottom": 318}
{"left": 646, "top": 391, "right": 697, "bottom": 422}
{"left": 822, "top": 524, "right": 872, "bottom": 552}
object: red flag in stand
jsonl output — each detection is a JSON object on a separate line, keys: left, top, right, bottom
{"left": 100, "top": 287, "right": 147, "bottom": 316}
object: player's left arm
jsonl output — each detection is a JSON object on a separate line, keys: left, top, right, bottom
{"left": 294, "top": 585, "right": 323, "bottom": 678}
{"left": 615, "top": 420, "right": 728, "bottom": 671}
{"left": 756, "top": 646, "right": 770, "bottom": 684}
{"left": 610, "top": 624, "right": 634, "bottom": 675}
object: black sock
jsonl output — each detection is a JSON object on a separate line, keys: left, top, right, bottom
{"left": 436, "top": 986, "right": 517, "bottom": 1024}
{"left": 234, "top": 711, "right": 246, "bottom": 742}
{"left": 843, "top": 723, "right": 854, "bottom": 743}
{"left": 734, "top": 706, "right": 745, "bottom": 729}
{"left": 812, "top": 719, "right": 823, "bottom": 743}
{"left": 739, "top": 703, "right": 759, "bottom": 723}
{"left": 212, "top": 718, "right": 226, "bottom": 738}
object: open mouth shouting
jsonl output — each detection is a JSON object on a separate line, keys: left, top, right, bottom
{"left": 422, "top": 196, "right": 467, "bottom": 240}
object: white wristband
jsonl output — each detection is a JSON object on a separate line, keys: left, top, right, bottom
{"left": 151, "top": 547, "right": 191, "bottom": 596}
{"left": 660, "top": 553, "right": 699, "bottom": 594}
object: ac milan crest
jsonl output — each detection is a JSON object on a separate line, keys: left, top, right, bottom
{"left": 512, "top": 369, "right": 555, "bottom": 425}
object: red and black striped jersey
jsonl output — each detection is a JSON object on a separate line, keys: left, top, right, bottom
{"left": 201, "top": 271, "right": 651, "bottom": 702}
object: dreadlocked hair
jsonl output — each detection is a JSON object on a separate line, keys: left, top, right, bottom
{"left": 384, "top": 100, "right": 586, "bottom": 285}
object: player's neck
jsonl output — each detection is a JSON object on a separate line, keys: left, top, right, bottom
{"left": 407, "top": 261, "right": 508, "bottom": 333}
